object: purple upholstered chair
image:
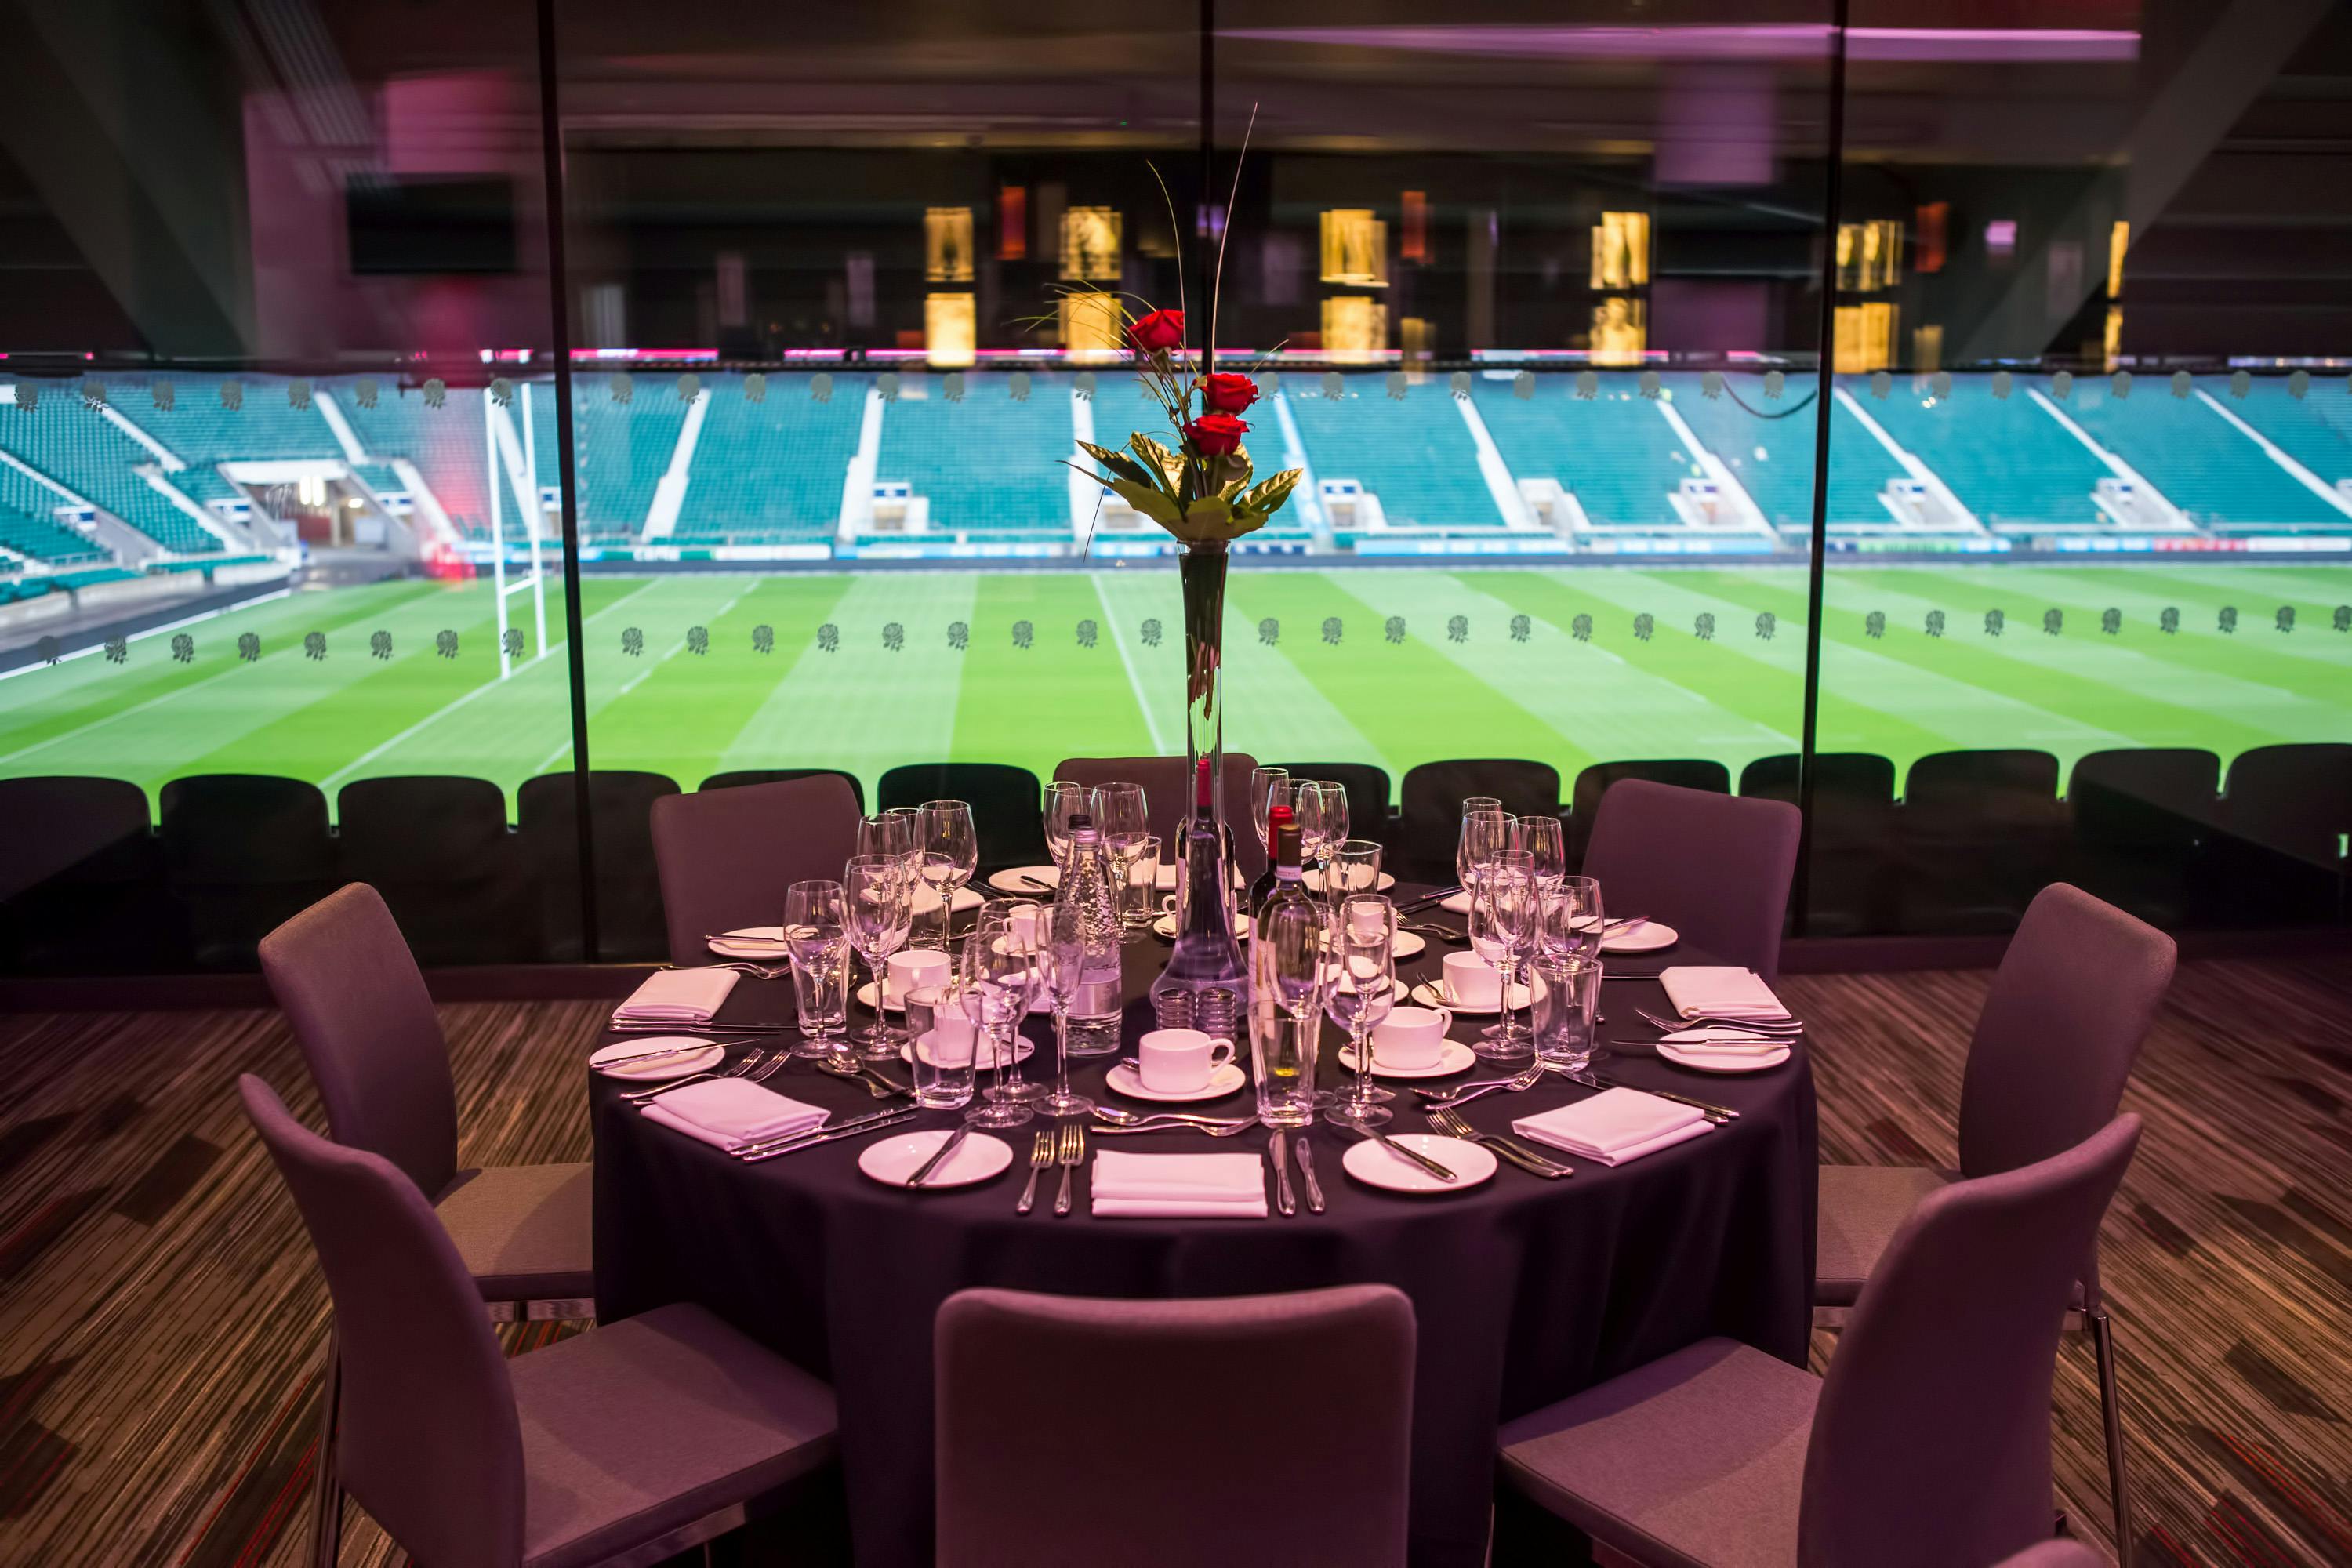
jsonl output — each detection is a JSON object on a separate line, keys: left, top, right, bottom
{"left": 1053, "top": 753, "right": 1266, "bottom": 878}
{"left": 937, "top": 1285, "right": 1414, "bottom": 1566}
{"left": 241, "top": 1076, "right": 837, "bottom": 1568}
{"left": 260, "top": 883, "right": 597, "bottom": 1567}
{"left": 1579, "top": 778, "right": 1803, "bottom": 982}
{"left": 1998, "top": 1544, "right": 2110, "bottom": 1568}
{"left": 1817, "top": 883, "right": 2174, "bottom": 1558}
{"left": 1500, "top": 1115, "right": 2142, "bottom": 1568}
{"left": 650, "top": 773, "right": 862, "bottom": 966}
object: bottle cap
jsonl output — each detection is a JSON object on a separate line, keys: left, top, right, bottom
{"left": 1275, "top": 820, "right": 1302, "bottom": 867}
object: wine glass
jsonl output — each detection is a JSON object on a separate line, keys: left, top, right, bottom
{"left": 1516, "top": 813, "right": 1566, "bottom": 890}
{"left": 782, "top": 879, "right": 851, "bottom": 1062}
{"left": 1325, "top": 895, "right": 1399, "bottom": 1127}
{"left": 1469, "top": 851, "right": 1539, "bottom": 1061}
{"left": 1543, "top": 874, "right": 1606, "bottom": 963}
{"left": 1291, "top": 783, "right": 1329, "bottom": 884}
{"left": 959, "top": 910, "right": 1036, "bottom": 1128}
{"left": 842, "top": 854, "right": 913, "bottom": 1061}
{"left": 1456, "top": 808, "right": 1515, "bottom": 895}
{"left": 1250, "top": 766, "right": 1292, "bottom": 847}
{"left": 1461, "top": 795, "right": 1503, "bottom": 818}
{"left": 1307, "top": 782, "right": 1349, "bottom": 887}
{"left": 1035, "top": 895, "right": 1097, "bottom": 1119}
{"left": 856, "top": 811, "right": 916, "bottom": 866}
{"left": 917, "top": 800, "right": 979, "bottom": 936}
{"left": 1088, "top": 782, "right": 1152, "bottom": 918}
{"left": 1327, "top": 839, "right": 1385, "bottom": 900}
{"left": 1042, "top": 782, "right": 1086, "bottom": 873}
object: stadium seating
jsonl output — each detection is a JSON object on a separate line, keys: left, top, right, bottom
{"left": 1269, "top": 763, "right": 1394, "bottom": 851}
{"left": 0, "top": 776, "right": 176, "bottom": 971}
{"left": 533, "top": 386, "right": 688, "bottom": 538}
{"left": 876, "top": 762, "right": 1044, "bottom": 869}
{"left": 1396, "top": 759, "right": 1562, "bottom": 880}
{"left": 0, "top": 470, "right": 108, "bottom": 563}
{"left": 122, "top": 390, "right": 340, "bottom": 464}
{"left": 1738, "top": 753, "right": 1898, "bottom": 935}
{"left": 336, "top": 382, "right": 492, "bottom": 535}
{"left": 517, "top": 770, "right": 677, "bottom": 960}
{"left": 1287, "top": 382, "right": 1505, "bottom": 534}
{"left": 0, "top": 392, "right": 223, "bottom": 554}
{"left": 702, "top": 768, "right": 866, "bottom": 810}
{"left": 1670, "top": 376, "right": 1899, "bottom": 529}
{"left": 2064, "top": 748, "right": 2219, "bottom": 927}
{"left": 1568, "top": 759, "right": 1731, "bottom": 863}
{"left": 1895, "top": 750, "right": 2068, "bottom": 932}
{"left": 2067, "top": 382, "right": 2343, "bottom": 528}
{"left": 1472, "top": 378, "right": 1690, "bottom": 528}
{"left": 875, "top": 379, "right": 1071, "bottom": 535}
{"left": 672, "top": 375, "right": 863, "bottom": 543}
{"left": 337, "top": 776, "right": 532, "bottom": 966}
{"left": 158, "top": 774, "right": 339, "bottom": 968}
{"left": 2231, "top": 379, "right": 2352, "bottom": 490}
{"left": 1860, "top": 379, "right": 2108, "bottom": 528}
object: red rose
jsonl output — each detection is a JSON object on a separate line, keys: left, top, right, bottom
{"left": 1184, "top": 412, "right": 1248, "bottom": 456}
{"left": 1128, "top": 308, "right": 1186, "bottom": 354}
{"left": 1200, "top": 372, "right": 1258, "bottom": 413}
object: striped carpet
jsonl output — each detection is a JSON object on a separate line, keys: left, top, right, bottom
{"left": 0, "top": 958, "right": 2347, "bottom": 1566}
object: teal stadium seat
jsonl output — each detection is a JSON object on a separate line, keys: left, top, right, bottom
{"left": 534, "top": 385, "right": 689, "bottom": 538}
{"left": 1287, "top": 379, "right": 1503, "bottom": 533}
{"left": 1669, "top": 375, "right": 1899, "bottom": 529}
{"left": 336, "top": 382, "right": 493, "bottom": 536}
{"left": 2066, "top": 380, "right": 2343, "bottom": 528}
{"left": 1860, "top": 376, "right": 2108, "bottom": 527}
{"left": 1091, "top": 381, "right": 1313, "bottom": 541}
{"left": 1472, "top": 376, "right": 1690, "bottom": 528}
{"left": 671, "top": 374, "right": 865, "bottom": 543}
{"left": 2231, "top": 379, "right": 2352, "bottom": 492}
{"left": 0, "top": 387, "right": 222, "bottom": 554}
{"left": 127, "top": 387, "right": 342, "bottom": 463}
{"left": 876, "top": 377, "right": 1070, "bottom": 536}
{"left": 0, "top": 462, "right": 108, "bottom": 564}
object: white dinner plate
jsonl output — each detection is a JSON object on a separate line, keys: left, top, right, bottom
{"left": 1408, "top": 979, "right": 1540, "bottom": 1015}
{"left": 1151, "top": 913, "right": 1252, "bottom": 942}
{"left": 901, "top": 1036, "right": 1036, "bottom": 1067}
{"left": 1601, "top": 920, "right": 1679, "bottom": 955}
{"left": 858, "top": 1129, "right": 1014, "bottom": 1189}
{"left": 1341, "top": 1133, "right": 1497, "bottom": 1194}
{"left": 708, "top": 926, "right": 791, "bottom": 959}
{"left": 1303, "top": 869, "right": 1397, "bottom": 895}
{"left": 1657, "top": 1039, "right": 1791, "bottom": 1075}
{"left": 589, "top": 1037, "right": 724, "bottom": 1082}
{"left": 1337, "top": 1040, "right": 1476, "bottom": 1080}
{"left": 987, "top": 864, "right": 1061, "bottom": 894}
{"left": 1104, "top": 1062, "right": 1249, "bottom": 1102}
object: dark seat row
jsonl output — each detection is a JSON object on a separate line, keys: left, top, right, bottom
{"left": 1, "top": 743, "right": 2344, "bottom": 971}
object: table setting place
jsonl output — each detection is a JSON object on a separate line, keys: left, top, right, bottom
{"left": 594, "top": 781, "right": 1804, "bottom": 1216}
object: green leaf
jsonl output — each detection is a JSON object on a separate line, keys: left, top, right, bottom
{"left": 1174, "top": 496, "right": 1232, "bottom": 542}
{"left": 1080, "top": 444, "right": 1165, "bottom": 495}
{"left": 1129, "top": 433, "right": 1185, "bottom": 488}
{"left": 1236, "top": 468, "right": 1302, "bottom": 518}
{"left": 1102, "top": 476, "right": 1184, "bottom": 525}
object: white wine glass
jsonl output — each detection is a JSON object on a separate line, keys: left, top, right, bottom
{"left": 1325, "top": 895, "right": 1398, "bottom": 1127}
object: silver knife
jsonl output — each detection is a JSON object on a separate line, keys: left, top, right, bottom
{"left": 906, "top": 1126, "right": 970, "bottom": 1188}
{"left": 1294, "top": 1135, "right": 1327, "bottom": 1213}
{"left": 1352, "top": 1119, "right": 1458, "bottom": 1182}
{"left": 738, "top": 1109, "right": 916, "bottom": 1163}
{"left": 731, "top": 1105, "right": 908, "bottom": 1158}
{"left": 1270, "top": 1130, "right": 1297, "bottom": 1216}
{"left": 595, "top": 1039, "right": 720, "bottom": 1068}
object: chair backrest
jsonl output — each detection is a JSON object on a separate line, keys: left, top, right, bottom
{"left": 876, "top": 762, "right": 1047, "bottom": 869}
{"left": 1902, "top": 750, "right": 2061, "bottom": 817}
{"left": 1580, "top": 779, "right": 1802, "bottom": 981}
{"left": 1994, "top": 1544, "right": 2110, "bottom": 1568}
{"left": 338, "top": 776, "right": 526, "bottom": 965}
{"left": 651, "top": 775, "right": 863, "bottom": 966}
{"left": 1800, "top": 1115, "right": 2141, "bottom": 1568}
{"left": 1396, "top": 760, "right": 1563, "bottom": 879}
{"left": 1052, "top": 753, "right": 1265, "bottom": 877}
{"left": 517, "top": 770, "right": 681, "bottom": 961}
{"left": 258, "top": 884, "right": 459, "bottom": 1197}
{"left": 0, "top": 775, "right": 153, "bottom": 900}
{"left": 1959, "top": 883, "right": 2174, "bottom": 1181}
{"left": 937, "top": 1285, "right": 1414, "bottom": 1567}
{"left": 240, "top": 1075, "right": 524, "bottom": 1568}
{"left": 1569, "top": 759, "right": 1729, "bottom": 859}
{"left": 1271, "top": 762, "right": 1393, "bottom": 847}
{"left": 2219, "top": 742, "right": 2352, "bottom": 862}
{"left": 702, "top": 768, "right": 867, "bottom": 813}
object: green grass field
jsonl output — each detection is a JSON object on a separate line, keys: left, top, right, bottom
{"left": 2, "top": 562, "right": 2347, "bottom": 815}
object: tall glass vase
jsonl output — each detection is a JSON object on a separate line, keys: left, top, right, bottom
{"left": 1149, "top": 541, "right": 1250, "bottom": 1036}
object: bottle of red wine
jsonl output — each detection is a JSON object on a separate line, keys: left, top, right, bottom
{"left": 1248, "top": 804, "right": 1295, "bottom": 914}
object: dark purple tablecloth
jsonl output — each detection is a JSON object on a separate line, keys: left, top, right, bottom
{"left": 591, "top": 897, "right": 1815, "bottom": 1568}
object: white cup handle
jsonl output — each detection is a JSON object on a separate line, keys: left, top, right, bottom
{"left": 1207, "top": 1037, "right": 1236, "bottom": 1070}
{"left": 1432, "top": 1007, "right": 1453, "bottom": 1033}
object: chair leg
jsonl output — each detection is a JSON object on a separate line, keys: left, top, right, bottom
{"left": 2089, "top": 1306, "right": 2132, "bottom": 1568}
{"left": 307, "top": 1325, "right": 344, "bottom": 1568}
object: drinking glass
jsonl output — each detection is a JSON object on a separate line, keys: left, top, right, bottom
{"left": 1543, "top": 875, "right": 1606, "bottom": 963}
{"left": 856, "top": 810, "right": 916, "bottom": 865}
{"left": 1247, "top": 993, "right": 1317, "bottom": 1129}
{"left": 1457, "top": 808, "right": 1515, "bottom": 895}
{"left": 1461, "top": 795, "right": 1503, "bottom": 818}
{"left": 1532, "top": 953, "right": 1602, "bottom": 1073}
{"left": 1034, "top": 895, "right": 1097, "bottom": 1118}
{"left": 1088, "top": 782, "right": 1149, "bottom": 855}
{"left": 909, "top": 851, "right": 958, "bottom": 950}
{"left": 1326, "top": 838, "right": 1385, "bottom": 901}
{"left": 843, "top": 854, "right": 913, "bottom": 1060}
{"left": 1250, "top": 766, "right": 1292, "bottom": 847}
{"left": 1118, "top": 834, "right": 1161, "bottom": 928}
{"left": 1041, "top": 781, "right": 1087, "bottom": 870}
{"left": 904, "top": 984, "right": 977, "bottom": 1109}
{"left": 1290, "top": 780, "right": 1329, "bottom": 874}
{"left": 1470, "top": 850, "right": 1538, "bottom": 1061}
{"left": 958, "top": 911, "right": 1036, "bottom": 1127}
{"left": 1310, "top": 782, "right": 1349, "bottom": 881}
{"left": 917, "top": 798, "right": 979, "bottom": 911}
{"left": 1325, "top": 895, "right": 1399, "bottom": 1127}
{"left": 1252, "top": 873, "right": 1328, "bottom": 1109}
{"left": 1516, "top": 813, "right": 1566, "bottom": 889}
{"left": 782, "top": 879, "right": 851, "bottom": 1061}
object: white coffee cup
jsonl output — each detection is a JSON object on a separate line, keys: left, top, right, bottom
{"left": 1372, "top": 1005, "right": 1454, "bottom": 1069}
{"left": 1005, "top": 902, "right": 1044, "bottom": 944}
{"left": 1136, "top": 1026, "right": 1236, "bottom": 1093}
{"left": 884, "top": 948, "right": 951, "bottom": 1008}
{"left": 1440, "top": 952, "right": 1504, "bottom": 1010}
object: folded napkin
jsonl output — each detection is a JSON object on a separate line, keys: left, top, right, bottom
{"left": 1512, "top": 1087, "right": 1714, "bottom": 1166}
{"left": 1091, "top": 1150, "right": 1269, "bottom": 1218}
{"left": 641, "top": 1077, "right": 828, "bottom": 1151}
{"left": 615, "top": 967, "right": 739, "bottom": 1025}
{"left": 1659, "top": 966, "right": 1791, "bottom": 1022}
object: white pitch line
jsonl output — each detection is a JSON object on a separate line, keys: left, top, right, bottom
{"left": 530, "top": 583, "right": 751, "bottom": 776}
{"left": 0, "top": 586, "right": 293, "bottom": 685}
{"left": 1088, "top": 573, "right": 1168, "bottom": 753}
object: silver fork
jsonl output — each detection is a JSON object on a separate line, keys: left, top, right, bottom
{"left": 1635, "top": 1005, "right": 1803, "bottom": 1036}
{"left": 820, "top": 1059, "right": 898, "bottom": 1099}
{"left": 704, "top": 960, "right": 792, "bottom": 982}
{"left": 1426, "top": 1105, "right": 1573, "bottom": 1178}
{"left": 622, "top": 1047, "right": 765, "bottom": 1104}
{"left": 1414, "top": 1058, "right": 1546, "bottom": 1108}
{"left": 1017, "top": 1131, "right": 1055, "bottom": 1214}
{"left": 1054, "top": 1122, "right": 1084, "bottom": 1216}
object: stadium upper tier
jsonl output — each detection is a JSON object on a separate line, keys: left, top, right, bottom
{"left": 0, "top": 463, "right": 109, "bottom": 564}
{"left": 2, "top": 370, "right": 2348, "bottom": 557}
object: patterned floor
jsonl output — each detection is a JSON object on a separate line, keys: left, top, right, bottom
{"left": 1, "top": 956, "right": 2347, "bottom": 1566}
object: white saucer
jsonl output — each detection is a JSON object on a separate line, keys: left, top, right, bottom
{"left": 1409, "top": 979, "right": 1538, "bottom": 1015}
{"left": 590, "top": 1037, "right": 724, "bottom": 1081}
{"left": 1105, "top": 1062, "right": 1249, "bottom": 1102}
{"left": 1341, "top": 1133, "right": 1497, "bottom": 1194}
{"left": 987, "top": 864, "right": 1060, "bottom": 894}
{"left": 1657, "top": 1040, "right": 1790, "bottom": 1074}
{"left": 902, "top": 1036, "right": 1035, "bottom": 1067}
{"left": 858, "top": 979, "right": 1044, "bottom": 1016}
{"left": 858, "top": 1129, "right": 1014, "bottom": 1189}
{"left": 1323, "top": 974, "right": 1410, "bottom": 1004}
{"left": 1152, "top": 913, "right": 1252, "bottom": 941}
{"left": 1439, "top": 890, "right": 1474, "bottom": 915}
{"left": 708, "top": 926, "right": 790, "bottom": 960}
{"left": 1385, "top": 930, "right": 1427, "bottom": 960}
{"left": 1338, "top": 1040, "right": 1476, "bottom": 1080}
{"left": 1602, "top": 921, "right": 1679, "bottom": 954}
{"left": 1304, "top": 869, "right": 1397, "bottom": 895}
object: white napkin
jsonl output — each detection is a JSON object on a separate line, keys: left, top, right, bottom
{"left": 1512, "top": 1087, "right": 1714, "bottom": 1166}
{"left": 1091, "top": 1150, "right": 1269, "bottom": 1218}
{"left": 1658, "top": 966, "right": 1791, "bottom": 1023}
{"left": 641, "top": 1078, "right": 827, "bottom": 1150}
{"left": 615, "top": 967, "right": 739, "bottom": 1025}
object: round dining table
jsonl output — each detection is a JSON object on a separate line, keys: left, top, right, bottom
{"left": 590, "top": 888, "right": 1817, "bottom": 1568}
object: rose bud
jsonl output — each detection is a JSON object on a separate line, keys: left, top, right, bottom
{"left": 1200, "top": 372, "right": 1259, "bottom": 413}
{"left": 1183, "top": 412, "right": 1249, "bottom": 456}
{"left": 1127, "top": 308, "right": 1187, "bottom": 354}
